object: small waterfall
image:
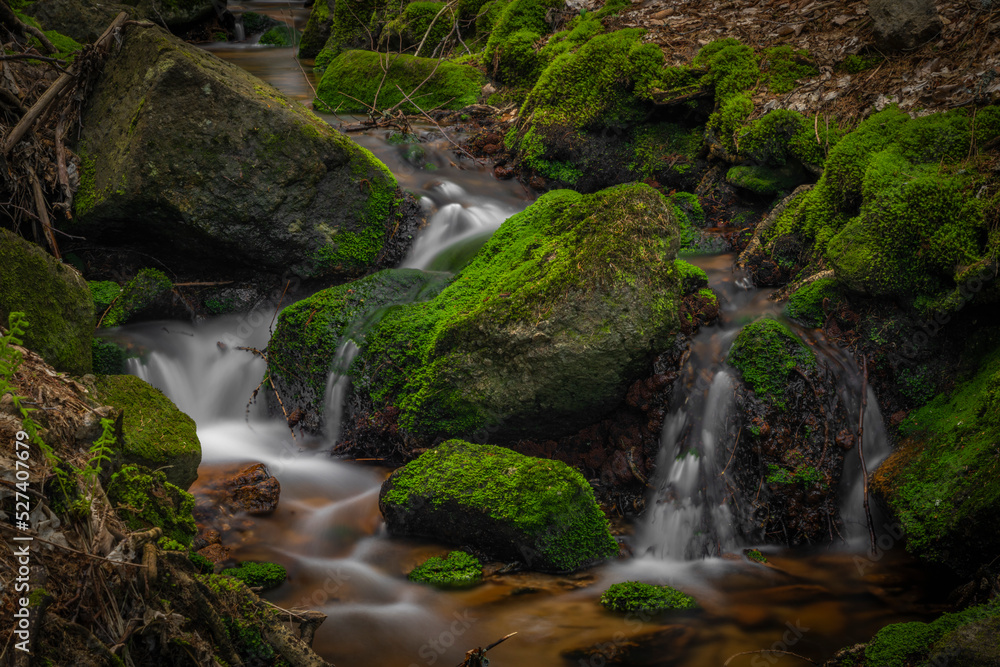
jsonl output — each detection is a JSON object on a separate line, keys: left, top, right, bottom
{"left": 323, "top": 341, "right": 359, "bottom": 443}
{"left": 839, "top": 386, "right": 892, "bottom": 540}
{"left": 402, "top": 181, "right": 518, "bottom": 271}
{"left": 234, "top": 17, "right": 246, "bottom": 42}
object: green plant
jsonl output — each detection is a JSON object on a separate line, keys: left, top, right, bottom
{"left": 81, "top": 418, "right": 116, "bottom": 487}
{"left": 600, "top": 581, "right": 697, "bottom": 612}
{"left": 744, "top": 548, "right": 768, "bottom": 563}
{"left": 221, "top": 561, "right": 287, "bottom": 590}
{"left": 408, "top": 551, "right": 482, "bottom": 587}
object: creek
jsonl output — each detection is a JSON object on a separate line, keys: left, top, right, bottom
{"left": 107, "top": 9, "right": 949, "bottom": 665}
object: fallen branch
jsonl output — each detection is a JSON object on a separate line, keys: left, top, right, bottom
{"left": 392, "top": 84, "right": 484, "bottom": 165}
{"left": 457, "top": 632, "right": 517, "bottom": 667}
{"left": 0, "top": 0, "right": 57, "bottom": 54}
{"left": 27, "top": 168, "right": 60, "bottom": 258}
{"left": 724, "top": 649, "right": 817, "bottom": 666}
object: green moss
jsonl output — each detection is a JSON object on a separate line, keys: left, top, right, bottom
{"left": 689, "top": 39, "right": 761, "bottom": 153}
{"left": 259, "top": 24, "right": 300, "bottom": 46}
{"left": 708, "top": 92, "right": 753, "bottom": 154}
{"left": 878, "top": 345, "right": 1000, "bottom": 565}
{"left": 93, "top": 374, "right": 201, "bottom": 490}
{"left": 674, "top": 259, "right": 708, "bottom": 294}
{"left": 358, "top": 183, "right": 681, "bottom": 437}
{"left": 89, "top": 280, "right": 121, "bottom": 315}
{"left": 383, "top": 440, "right": 618, "bottom": 571}
{"left": 106, "top": 465, "right": 197, "bottom": 547}
{"left": 739, "top": 109, "right": 840, "bottom": 167}
{"left": 838, "top": 53, "right": 882, "bottom": 74}
{"left": 0, "top": 229, "right": 93, "bottom": 375}
{"left": 243, "top": 11, "right": 277, "bottom": 34}
{"left": 726, "top": 164, "right": 803, "bottom": 195}
{"left": 483, "top": 0, "right": 561, "bottom": 68}
{"left": 92, "top": 338, "right": 126, "bottom": 374}
{"left": 864, "top": 600, "right": 1000, "bottom": 667}
{"left": 315, "top": 50, "right": 486, "bottom": 114}
{"left": 629, "top": 123, "right": 703, "bottom": 181}
{"left": 599, "top": 581, "right": 697, "bottom": 613}
{"left": 490, "top": 29, "right": 545, "bottom": 86}
{"left": 766, "top": 462, "right": 824, "bottom": 487}
{"left": 408, "top": 550, "right": 482, "bottom": 587}
{"left": 762, "top": 46, "right": 817, "bottom": 94}
{"left": 221, "top": 562, "right": 287, "bottom": 590}
{"left": 383, "top": 2, "right": 454, "bottom": 57}
{"left": 188, "top": 551, "right": 215, "bottom": 574}
{"left": 102, "top": 268, "right": 172, "bottom": 327}
{"left": 785, "top": 278, "right": 841, "bottom": 328}
{"left": 744, "top": 548, "right": 767, "bottom": 563}
{"left": 268, "top": 269, "right": 450, "bottom": 413}
{"left": 312, "top": 0, "right": 401, "bottom": 66}
{"left": 158, "top": 537, "right": 187, "bottom": 551}
{"left": 728, "top": 318, "right": 816, "bottom": 410}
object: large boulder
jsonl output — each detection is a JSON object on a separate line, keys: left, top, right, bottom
{"left": 379, "top": 439, "right": 618, "bottom": 572}
{"left": 0, "top": 230, "right": 93, "bottom": 375}
{"left": 266, "top": 269, "right": 451, "bottom": 433}
{"left": 868, "top": 0, "right": 941, "bottom": 51}
{"left": 72, "top": 24, "right": 415, "bottom": 281}
{"left": 351, "top": 182, "right": 683, "bottom": 445}
{"left": 93, "top": 374, "right": 202, "bottom": 490}
{"left": 26, "top": 0, "right": 216, "bottom": 43}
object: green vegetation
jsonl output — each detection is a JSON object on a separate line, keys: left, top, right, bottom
{"left": 93, "top": 374, "right": 201, "bottom": 489}
{"left": 483, "top": 0, "right": 561, "bottom": 72}
{"left": 728, "top": 318, "right": 816, "bottom": 409}
{"left": 726, "top": 164, "right": 803, "bottom": 195}
{"left": 599, "top": 581, "right": 697, "bottom": 613}
{"left": 242, "top": 11, "right": 278, "bottom": 34}
{"left": 89, "top": 280, "right": 121, "bottom": 317}
{"left": 315, "top": 50, "right": 486, "bottom": 113}
{"left": 766, "top": 462, "right": 824, "bottom": 487}
{"left": 838, "top": 53, "right": 882, "bottom": 74}
{"left": 259, "top": 24, "right": 300, "bottom": 46}
{"left": 383, "top": 2, "right": 455, "bottom": 56}
{"left": 106, "top": 465, "right": 198, "bottom": 546}
{"left": 875, "top": 343, "right": 1000, "bottom": 566}
{"left": 629, "top": 123, "right": 703, "bottom": 182}
{"left": 222, "top": 562, "right": 288, "bottom": 590}
{"left": 92, "top": 338, "right": 127, "bottom": 374}
{"left": 0, "top": 229, "right": 93, "bottom": 375}
{"left": 738, "top": 108, "right": 840, "bottom": 168}
{"left": 864, "top": 599, "right": 1000, "bottom": 667}
{"left": 382, "top": 440, "right": 618, "bottom": 571}
{"left": 357, "top": 183, "right": 681, "bottom": 438}
{"left": 785, "top": 278, "right": 841, "bottom": 328}
{"left": 408, "top": 551, "right": 482, "bottom": 587}
{"left": 312, "top": 0, "right": 397, "bottom": 66}
{"left": 693, "top": 38, "right": 760, "bottom": 152}
{"left": 744, "top": 548, "right": 768, "bottom": 564}
{"left": 762, "top": 46, "right": 818, "bottom": 94}
{"left": 101, "top": 268, "right": 172, "bottom": 327}
{"left": 675, "top": 259, "right": 708, "bottom": 294}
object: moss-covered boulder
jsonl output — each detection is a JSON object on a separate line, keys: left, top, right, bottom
{"left": 785, "top": 277, "right": 843, "bottom": 328}
{"left": 305, "top": 0, "right": 406, "bottom": 64}
{"left": 379, "top": 440, "right": 618, "bottom": 572}
{"left": 99, "top": 268, "right": 174, "bottom": 327}
{"left": 315, "top": 50, "right": 486, "bottom": 114}
{"left": 221, "top": 561, "right": 287, "bottom": 591}
{"left": 599, "top": 581, "right": 697, "bottom": 613}
{"left": 0, "top": 229, "right": 93, "bottom": 375}
{"left": 728, "top": 318, "right": 816, "bottom": 409}
{"left": 267, "top": 269, "right": 451, "bottom": 433}
{"left": 107, "top": 464, "right": 198, "bottom": 546}
{"left": 26, "top": 0, "right": 214, "bottom": 42}
{"left": 353, "top": 183, "right": 682, "bottom": 444}
{"left": 873, "top": 343, "right": 1000, "bottom": 575}
{"left": 73, "top": 24, "right": 411, "bottom": 281}
{"left": 382, "top": 2, "right": 455, "bottom": 57}
{"left": 408, "top": 550, "right": 482, "bottom": 587}
{"left": 93, "top": 375, "right": 202, "bottom": 490}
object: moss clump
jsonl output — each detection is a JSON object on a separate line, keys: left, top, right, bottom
{"left": 864, "top": 599, "right": 1000, "bottom": 667}
{"left": 838, "top": 53, "right": 882, "bottom": 74}
{"left": 188, "top": 551, "right": 215, "bottom": 574}
{"left": 297, "top": 0, "right": 330, "bottom": 57}
{"left": 693, "top": 38, "right": 760, "bottom": 153}
{"left": 383, "top": 1, "right": 454, "bottom": 56}
{"left": 743, "top": 548, "right": 767, "bottom": 563}
{"left": 408, "top": 551, "right": 482, "bottom": 587}
{"left": 0, "top": 228, "right": 93, "bottom": 375}
{"left": 726, "top": 164, "right": 804, "bottom": 195}
{"left": 785, "top": 278, "right": 842, "bottom": 328}
{"left": 874, "top": 344, "right": 1000, "bottom": 568}
{"left": 381, "top": 440, "right": 618, "bottom": 572}
{"left": 483, "top": 0, "right": 561, "bottom": 69}
{"left": 599, "top": 581, "right": 697, "bottom": 613}
{"left": 769, "top": 106, "right": 1000, "bottom": 311}
{"left": 675, "top": 259, "right": 708, "bottom": 295}
{"left": 102, "top": 268, "right": 172, "bottom": 327}
{"left": 267, "top": 269, "right": 450, "bottom": 425}
{"left": 158, "top": 537, "right": 187, "bottom": 551}
{"left": 357, "top": 183, "right": 681, "bottom": 439}
{"left": 728, "top": 318, "right": 816, "bottom": 410}
{"left": 92, "top": 338, "right": 127, "bottom": 375}
{"left": 738, "top": 108, "right": 840, "bottom": 168}
{"left": 629, "top": 122, "right": 703, "bottom": 182}
{"left": 221, "top": 562, "right": 287, "bottom": 590}
{"left": 312, "top": 0, "right": 400, "bottom": 67}
{"left": 259, "top": 24, "right": 300, "bottom": 46}
{"left": 766, "top": 462, "right": 824, "bottom": 487}
{"left": 106, "top": 465, "right": 197, "bottom": 547}
{"left": 315, "top": 50, "right": 486, "bottom": 113}
{"left": 89, "top": 280, "right": 121, "bottom": 317}
{"left": 489, "top": 28, "right": 545, "bottom": 86}
{"left": 762, "top": 46, "right": 817, "bottom": 94}
{"left": 93, "top": 375, "right": 201, "bottom": 489}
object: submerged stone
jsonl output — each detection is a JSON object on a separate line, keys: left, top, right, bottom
{"left": 73, "top": 25, "right": 411, "bottom": 281}
{"left": 0, "top": 229, "right": 93, "bottom": 375}
{"left": 379, "top": 440, "right": 618, "bottom": 572}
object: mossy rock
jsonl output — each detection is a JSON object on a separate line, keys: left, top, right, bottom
{"left": 267, "top": 269, "right": 451, "bottom": 434}
{"left": 258, "top": 24, "right": 300, "bottom": 46}
{"left": 298, "top": 0, "right": 332, "bottom": 58}
{"left": 726, "top": 164, "right": 807, "bottom": 195}
{"left": 382, "top": 1, "right": 455, "bottom": 57}
{"left": 599, "top": 581, "right": 697, "bottom": 613}
{"left": 106, "top": 464, "right": 198, "bottom": 546}
{"left": 315, "top": 50, "right": 486, "bottom": 114}
{"left": 862, "top": 599, "right": 1000, "bottom": 667}
{"left": 100, "top": 268, "right": 173, "bottom": 327}
{"left": 785, "top": 277, "right": 842, "bottom": 328}
{"left": 873, "top": 343, "right": 1000, "bottom": 574}
{"left": 73, "top": 24, "right": 407, "bottom": 281}
{"left": 727, "top": 318, "right": 816, "bottom": 410}
{"left": 674, "top": 259, "right": 708, "bottom": 295}
{"left": 309, "top": 0, "right": 407, "bottom": 66}
{"left": 408, "top": 550, "right": 482, "bottom": 587}
{"left": 482, "top": 0, "right": 560, "bottom": 69}
{"left": 0, "top": 229, "right": 93, "bottom": 375}
{"left": 221, "top": 561, "right": 287, "bottom": 590}
{"left": 241, "top": 11, "right": 279, "bottom": 35}
{"left": 92, "top": 338, "right": 127, "bottom": 374}
{"left": 738, "top": 108, "right": 839, "bottom": 169}
{"left": 356, "top": 183, "right": 683, "bottom": 442}
{"left": 93, "top": 374, "right": 202, "bottom": 490}
{"left": 380, "top": 440, "right": 618, "bottom": 572}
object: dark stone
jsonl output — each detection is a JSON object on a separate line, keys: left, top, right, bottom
{"left": 869, "top": 0, "right": 941, "bottom": 50}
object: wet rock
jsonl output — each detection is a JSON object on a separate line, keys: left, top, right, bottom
{"left": 26, "top": 0, "right": 216, "bottom": 42}
{"left": 73, "top": 25, "right": 414, "bottom": 281}
{"left": 0, "top": 229, "right": 93, "bottom": 375}
{"left": 379, "top": 440, "right": 619, "bottom": 572}
{"left": 200, "top": 463, "right": 281, "bottom": 516}
{"left": 868, "top": 0, "right": 941, "bottom": 51}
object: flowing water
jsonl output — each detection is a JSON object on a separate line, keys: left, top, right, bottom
{"left": 103, "top": 27, "right": 951, "bottom": 666}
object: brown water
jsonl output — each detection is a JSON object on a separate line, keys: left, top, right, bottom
{"left": 111, "top": 24, "right": 953, "bottom": 667}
